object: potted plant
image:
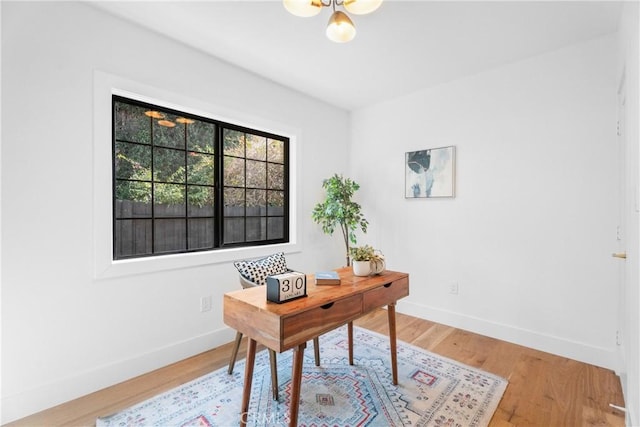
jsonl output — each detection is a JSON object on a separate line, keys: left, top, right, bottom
{"left": 350, "top": 245, "right": 386, "bottom": 276}
{"left": 312, "top": 174, "right": 368, "bottom": 266}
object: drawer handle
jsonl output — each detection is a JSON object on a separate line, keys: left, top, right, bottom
{"left": 321, "top": 302, "right": 335, "bottom": 309}
{"left": 384, "top": 283, "right": 392, "bottom": 288}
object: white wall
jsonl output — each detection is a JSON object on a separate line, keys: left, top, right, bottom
{"left": 350, "top": 35, "right": 620, "bottom": 369}
{"left": 1, "top": 2, "right": 350, "bottom": 423}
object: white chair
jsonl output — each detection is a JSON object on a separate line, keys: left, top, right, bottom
{"left": 227, "top": 273, "right": 320, "bottom": 401}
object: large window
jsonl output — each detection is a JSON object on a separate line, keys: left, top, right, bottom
{"left": 113, "top": 96, "right": 289, "bottom": 260}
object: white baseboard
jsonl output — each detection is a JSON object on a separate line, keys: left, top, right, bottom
{"left": 1, "top": 327, "right": 237, "bottom": 424}
{"left": 396, "top": 300, "right": 618, "bottom": 371}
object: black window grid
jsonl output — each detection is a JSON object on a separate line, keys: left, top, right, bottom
{"left": 112, "top": 95, "right": 289, "bottom": 260}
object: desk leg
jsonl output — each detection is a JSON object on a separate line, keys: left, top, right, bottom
{"left": 268, "top": 350, "right": 279, "bottom": 401}
{"left": 289, "top": 342, "right": 306, "bottom": 427}
{"left": 388, "top": 303, "right": 399, "bottom": 385}
{"left": 347, "top": 321, "right": 354, "bottom": 365}
{"left": 240, "top": 338, "right": 257, "bottom": 427}
{"left": 313, "top": 337, "right": 320, "bottom": 367}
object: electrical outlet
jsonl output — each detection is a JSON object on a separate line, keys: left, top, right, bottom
{"left": 200, "top": 296, "right": 212, "bottom": 312}
{"left": 449, "top": 282, "right": 459, "bottom": 295}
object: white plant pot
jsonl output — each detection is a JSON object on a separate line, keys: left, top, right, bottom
{"left": 352, "top": 260, "right": 371, "bottom": 276}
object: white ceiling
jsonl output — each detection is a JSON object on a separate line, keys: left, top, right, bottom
{"left": 91, "top": 1, "right": 622, "bottom": 111}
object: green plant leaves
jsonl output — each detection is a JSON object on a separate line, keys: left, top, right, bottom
{"left": 311, "top": 174, "right": 369, "bottom": 264}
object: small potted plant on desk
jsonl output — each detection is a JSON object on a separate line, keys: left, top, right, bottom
{"left": 350, "top": 245, "right": 385, "bottom": 276}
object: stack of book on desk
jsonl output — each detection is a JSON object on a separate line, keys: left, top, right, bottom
{"left": 314, "top": 271, "right": 341, "bottom": 285}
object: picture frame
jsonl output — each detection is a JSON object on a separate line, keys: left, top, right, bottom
{"left": 405, "top": 146, "right": 456, "bottom": 198}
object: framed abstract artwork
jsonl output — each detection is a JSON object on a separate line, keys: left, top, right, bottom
{"left": 405, "top": 146, "right": 456, "bottom": 198}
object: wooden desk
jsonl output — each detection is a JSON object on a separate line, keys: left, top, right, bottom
{"left": 223, "top": 267, "right": 409, "bottom": 427}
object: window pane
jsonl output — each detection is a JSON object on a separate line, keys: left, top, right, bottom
{"left": 187, "top": 121, "right": 215, "bottom": 154}
{"left": 267, "top": 190, "right": 284, "bottom": 216}
{"left": 224, "top": 156, "right": 245, "bottom": 186}
{"left": 114, "top": 102, "right": 151, "bottom": 144}
{"left": 246, "top": 134, "right": 266, "bottom": 161}
{"left": 267, "top": 139, "right": 284, "bottom": 163}
{"left": 115, "top": 181, "right": 151, "bottom": 218}
{"left": 246, "top": 160, "right": 266, "bottom": 189}
{"left": 267, "top": 217, "right": 284, "bottom": 240}
{"left": 246, "top": 217, "right": 266, "bottom": 241}
{"left": 154, "top": 183, "right": 185, "bottom": 216}
{"left": 115, "top": 142, "right": 151, "bottom": 180}
{"left": 223, "top": 129, "right": 244, "bottom": 157}
{"left": 154, "top": 219, "right": 187, "bottom": 253}
{"left": 188, "top": 186, "right": 214, "bottom": 217}
{"left": 115, "top": 198, "right": 151, "bottom": 219}
{"left": 267, "top": 163, "right": 285, "bottom": 190}
{"left": 224, "top": 217, "right": 245, "bottom": 244}
{"left": 153, "top": 112, "right": 185, "bottom": 149}
{"left": 187, "top": 152, "right": 214, "bottom": 185}
{"left": 246, "top": 189, "right": 266, "bottom": 216}
{"left": 188, "top": 218, "right": 214, "bottom": 250}
{"left": 115, "top": 219, "right": 152, "bottom": 258}
{"left": 224, "top": 188, "right": 244, "bottom": 216}
{"left": 154, "top": 147, "right": 185, "bottom": 183}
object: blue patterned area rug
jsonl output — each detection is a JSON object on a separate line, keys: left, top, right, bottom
{"left": 97, "top": 326, "right": 507, "bottom": 427}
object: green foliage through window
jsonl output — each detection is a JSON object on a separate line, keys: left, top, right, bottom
{"left": 113, "top": 96, "right": 289, "bottom": 259}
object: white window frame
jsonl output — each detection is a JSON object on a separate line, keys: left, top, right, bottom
{"left": 93, "top": 71, "right": 301, "bottom": 279}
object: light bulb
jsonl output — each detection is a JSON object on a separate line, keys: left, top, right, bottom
{"left": 157, "top": 120, "right": 176, "bottom": 128}
{"left": 144, "top": 110, "right": 164, "bottom": 119}
{"left": 283, "top": 0, "right": 323, "bottom": 17}
{"left": 343, "top": 0, "right": 383, "bottom": 15}
{"left": 326, "top": 11, "right": 356, "bottom": 43}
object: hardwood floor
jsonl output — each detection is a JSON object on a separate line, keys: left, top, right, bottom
{"left": 7, "top": 309, "right": 625, "bottom": 426}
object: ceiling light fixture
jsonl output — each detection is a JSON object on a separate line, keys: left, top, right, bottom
{"left": 144, "top": 110, "right": 164, "bottom": 119}
{"left": 283, "top": 0, "right": 382, "bottom": 43}
{"left": 157, "top": 120, "right": 176, "bottom": 128}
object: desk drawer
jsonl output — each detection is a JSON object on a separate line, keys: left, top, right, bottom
{"left": 283, "top": 294, "right": 362, "bottom": 348}
{"left": 363, "top": 277, "right": 409, "bottom": 312}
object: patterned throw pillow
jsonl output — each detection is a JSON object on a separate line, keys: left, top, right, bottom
{"left": 233, "top": 252, "right": 288, "bottom": 287}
